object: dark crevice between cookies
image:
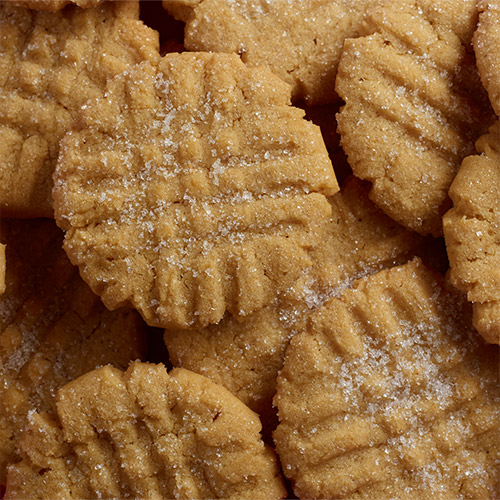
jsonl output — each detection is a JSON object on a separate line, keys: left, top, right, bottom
{"left": 140, "top": 1, "right": 185, "bottom": 54}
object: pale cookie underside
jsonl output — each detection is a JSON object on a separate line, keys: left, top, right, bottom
{"left": 474, "top": 0, "right": 500, "bottom": 116}
{"left": 164, "top": 177, "right": 427, "bottom": 423}
{"left": 0, "top": 1, "right": 158, "bottom": 217}
{"left": 274, "top": 259, "right": 500, "bottom": 499}
{"left": 336, "top": 0, "right": 492, "bottom": 236}
{"left": 443, "top": 121, "right": 500, "bottom": 344}
{"left": 0, "top": 219, "right": 147, "bottom": 486}
{"left": 163, "top": 0, "right": 381, "bottom": 105}
{"left": 54, "top": 53, "right": 337, "bottom": 330}
{"left": 5, "top": 363, "right": 286, "bottom": 500}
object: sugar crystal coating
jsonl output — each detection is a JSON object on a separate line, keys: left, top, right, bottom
{"left": 53, "top": 52, "right": 338, "bottom": 329}
{"left": 163, "top": 0, "right": 383, "bottom": 105}
{"left": 0, "top": 219, "right": 147, "bottom": 486}
{"left": 443, "top": 121, "right": 500, "bottom": 344}
{"left": 336, "top": 0, "right": 494, "bottom": 236}
{"left": 474, "top": 0, "right": 500, "bottom": 116}
{"left": 164, "top": 177, "right": 432, "bottom": 425}
{"left": 274, "top": 259, "right": 500, "bottom": 499}
{"left": 0, "top": 1, "right": 159, "bottom": 216}
{"left": 5, "top": 363, "right": 286, "bottom": 499}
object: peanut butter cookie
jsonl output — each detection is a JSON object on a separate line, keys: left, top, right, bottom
{"left": 274, "top": 259, "right": 500, "bottom": 498}
{"left": 6, "top": 0, "right": 102, "bottom": 11}
{"left": 163, "top": 0, "right": 382, "bottom": 105}
{"left": 5, "top": 363, "right": 286, "bottom": 499}
{"left": 443, "top": 121, "right": 500, "bottom": 344}
{"left": 0, "top": 1, "right": 159, "bottom": 216}
{"left": 336, "top": 0, "right": 493, "bottom": 236}
{"left": 164, "top": 177, "right": 432, "bottom": 426}
{"left": 53, "top": 52, "right": 338, "bottom": 329}
{"left": 0, "top": 219, "right": 147, "bottom": 485}
{"left": 474, "top": 0, "right": 500, "bottom": 116}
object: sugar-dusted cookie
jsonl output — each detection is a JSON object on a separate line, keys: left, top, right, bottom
{"left": 443, "top": 121, "right": 500, "bottom": 344}
{"left": 5, "top": 0, "right": 102, "bottom": 11}
{"left": 5, "top": 363, "right": 286, "bottom": 499}
{"left": 274, "top": 259, "right": 500, "bottom": 499}
{"left": 0, "top": 219, "right": 147, "bottom": 485}
{"left": 336, "top": 0, "right": 494, "bottom": 236}
{"left": 163, "top": 0, "right": 381, "bottom": 105}
{"left": 53, "top": 52, "right": 338, "bottom": 330}
{"left": 164, "top": 177, "right": 433, "bottom": 426}
{"left": 474, "top": 0, "right": 500, "bottom": 116}
{"left": 0, "top": 1, "right": 159, "bottom": 217}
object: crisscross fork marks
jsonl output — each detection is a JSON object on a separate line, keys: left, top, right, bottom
{"left": 275, "top": 259, "right": 500, "bottom": 499}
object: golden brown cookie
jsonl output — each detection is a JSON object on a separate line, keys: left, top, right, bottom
{"left": 274, "top": 259, "right": 500, "bottom": 499}
{"left": 336, "top": 0, "right": 494, "bottom": 236}
{"left": 443, "top": 121, "right": 500, "bottom": 344}
{"left": 5, "top": 362, "right": 286, "bottom": 499}
{"left": 474, "top": 0, "right": 500, "bottom": 116}
{"left": 5, "top": 0, "right": 102, "bottom": 11}
{"left": 53, "top": 52, "right": 338, "bottom": 330}
{"left": 163, "top": 0, "right": 381, "bottom": 105}
{"left": 164, "top": 177, "right": 432, "bottom": 426}
{"left": 0, "top": 1, "right": 159, "bottom": 217}
{"left": 0, "top": 219, "right": 147, "bottom": 486}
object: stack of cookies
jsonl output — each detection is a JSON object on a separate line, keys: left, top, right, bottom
{"left": 1, "top": 0, "right": 499, "bottom": 498}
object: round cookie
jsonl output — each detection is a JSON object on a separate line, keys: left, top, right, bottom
{"left": 336, "top": 0, "right": 494, "bottom": 236}
{"left": 53, "top": 52, "right": 338, "bottom": 330}
{"left": 274, "top": 259, "right": 500, "bottom": 499}
{"left": 443, "top": 121, "right": 500, "bottom": 344}
{"left": 0, "top": 1, "right": 159, "bottom": 217}
{"left": 5, "top": 0, "right": 102, "bottom": 11}
{"left": 5, "top": 362, "right": 287, "bottom": 499}
{"left": 164, "top": 177, "right": 433, "bottom": 427}
{"left": 163, "top": 0, "right": 382, "bottom": 105}
{"left": 0, "top": 219, "right": 148, "bottom": 486}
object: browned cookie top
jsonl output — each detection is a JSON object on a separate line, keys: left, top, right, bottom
{"left": 0, "top": 1, "right": 159, "bottom": 217}
{"left": 53, "top": 52, "right": 338, "bottom": 330}
{"left": 336, "top": 0, "right": 494, "bottom": 236}
{"left": 274, "top": 259, "right": 500, "bottom": 499}
{"left": 163, "top": 0, "right": 382, "bottom": 105}
{"left": 443, "top": 121, "right": 500, "bottom": 344}
{"left": 0, "top": 219, "right": 147, "bottom": 486}
{"left": 5, "top": 363, "right": 286, "bottom": 499}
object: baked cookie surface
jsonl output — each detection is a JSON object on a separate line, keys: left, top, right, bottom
{"left": 164, "top": 177, "right": 431, "bottom": 425}
{"left": 5, "top": 0, "right": 102, "bottom": 11}
{"left": 0, "top": 1, "right": 159, "bottom": 217}
{"left": 0, "top": 219, "right": 147, "bottom": 486}
{"left": 5, "top": 363, "right": 286, "bottom": 499}
{"left": 443, "top": 121, "right": 500, "bottom": 344}
{"left": 53, "top": 52, "right": 337, "bottom": 329}
{"left": 163, "top": 0, "right": 381, "bottom": 105}
{"left": 336, "top": 0, "right": 493, "bottom": 236}
{"left": 474, "top": 0, "right": 500, "bottom": 116}
{"left": 274, "top": 259, "right": 500, "bottom": 499}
